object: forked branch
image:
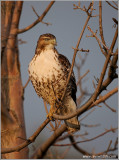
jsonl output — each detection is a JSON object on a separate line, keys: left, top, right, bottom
{"left": 18, "top": 1, "right": 55, "bottom": 34}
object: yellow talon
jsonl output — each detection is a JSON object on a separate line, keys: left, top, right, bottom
{"left": 47, "top": 112, "right": 53, "bottom": 120}
{"left": 47, "top": 104, "right": 55, "bottom": 121}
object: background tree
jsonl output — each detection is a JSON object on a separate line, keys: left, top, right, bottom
{"left": 1, "top": 1, "right": 118, "bottom": 159}
{"left": 1, "top": 1, "right": 28, "bottom": 159}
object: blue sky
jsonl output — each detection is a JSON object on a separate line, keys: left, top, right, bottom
{"left": 18, "top": 1, "right": 118, "bottom": 158}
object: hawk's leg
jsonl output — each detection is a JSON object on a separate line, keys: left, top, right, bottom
{"left": 47, "top": 104, "right": 55, "bottom": 120}
{"left": 47, "top": 84, "right": 58, "bottom": 120}
{"left": 47, "top": 91, "right": 62, "bottom": 120}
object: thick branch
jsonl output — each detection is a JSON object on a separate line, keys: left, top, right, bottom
{"left": 1, "top": 119, "right": 50, "bottom": 154}
{"left": 17, "top": 1, "right": 55, "bottom": 34}
{"left": 31, "top": 124, "right": 67, "bottom": 159}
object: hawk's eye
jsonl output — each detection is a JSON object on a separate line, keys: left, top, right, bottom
{"left": 45, "top": 38, "right": 50, "bottom": 41}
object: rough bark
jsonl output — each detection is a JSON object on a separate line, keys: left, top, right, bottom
{"left": 1, "top": 1, "right": 28, "bottom": 159}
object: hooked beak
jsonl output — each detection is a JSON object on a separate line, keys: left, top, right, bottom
{"left": 51, "top": 39, "right": 57, "bottom": 46}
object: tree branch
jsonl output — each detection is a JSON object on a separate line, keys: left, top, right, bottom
{"left": 53, "top": 127, "right": 117, "bottom": 146}
{"left": 31, "top": 124, "right": 67, "bottom": 159}
{"left": 87, "top": 25, "right": 109, "bottom": 50}
{"left": 76, "top": 70, "right": 90, "bottom": 86}
{"left": 106, "top": 1, "right": 118, "bottom": 10}
{"left": 69, "top": 135, "right": 117, "bottom": 158}
{"left": 89, "top": 87, "right": 118, "bottom": 110}
{"left": 99, "top": 48, "right": 118, "bottom": 94}
{"left": 23, "top": 78, "right": 30, "bottom": 89}
{"left": 109, "top": 27, "right": 118, "bottom": 52}
{"left": 31, "top": 5, "right": 52, "bottom": 26}
{"left": 1, "top": 118, "right": 50, "bottom": 154}
{"left": 99, "top": 1, "right": 107, "bottom": 51}
{"left": 61, "top": 2, "right": 93, "bottom": 103}
{"left": 69, "top": 135, "right": 91, "bottom": 155}
{"left": 17, "top": 1, "right": 55, "bottom": 34}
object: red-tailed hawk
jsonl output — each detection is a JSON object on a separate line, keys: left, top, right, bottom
{"left": 28, "top": 33, "right": 80, "bottom": 132}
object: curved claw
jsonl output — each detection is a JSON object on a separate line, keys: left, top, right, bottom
{"left": 47, "top": 112, "right": 53, "bottom": 120}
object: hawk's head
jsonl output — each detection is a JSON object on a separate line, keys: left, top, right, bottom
{"left": 36, "top": 33, "right": 57, "bottom": 51}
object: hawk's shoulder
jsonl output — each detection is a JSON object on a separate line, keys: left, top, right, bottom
{"left": 58, "top": 53, "right": 71, "bottom": 69}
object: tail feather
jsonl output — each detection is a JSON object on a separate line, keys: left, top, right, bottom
{"left": 65, "top": 117, "right": 80, "bottom": 132}
{"left": 61, "top": 97, "right": 80, "bottom": 132}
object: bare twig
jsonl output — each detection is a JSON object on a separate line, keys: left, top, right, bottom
{"left": 69, "top": 135, "right": 117, "bottom": 157}
{"left": 31, "top": 5, "right": 52, "bottom": 26}
{"left": 76, "top": 70, "right": 90, "bottom": 86}
{"left": 53, "top": 127, "right": 117, "bottom": 146}
{"left": 72, "top": 47, "right": 89, "bottom": 52}
{"left": 60, "top": 147, "right": 71, "bottom": 159}
{"left": 81, "top": 123, "right": 100, "bottom": 128}
{"left": 112, "top": 1, "right": 118, "bottom": 7}
{"left": 106, "top": 1, "right": 118, "bottom": 10}
{"left": 61, "top": 2, "right": 93, "bottom": 103}
{"left": 18, "top": 1, "right": 55, "bottom": 34}
{"left": 99, "top": 1, "right": 107, "bottom": 50}
{"left": 106, "top": 140, "right": 112, "bottom": 154}
{"left": 57, "top": 131, "right": 88, "bottom": 142}
{"left": 109, "top": 28, "right": 118, "bottom": 52}
{"left": 79, "top": 108, "right": 96, "bottom": 122}
{"left": 103, "top": 101, "right": 116, "bottom": 112}
{"left": 23, "top": 78, "right": 30, "bottom": 89}
{"left": 87, "top": 30, "right": 108, "bottom": 58}
{"left": 114, "top": 137, "right": 118, "bottom": 148}
{"left": 87, "top": 25, "right": 109, "bottom": 50}
{"left": 18, "top": 39, "right": 27, "bottom": 45}
{"left": 73, "top": 2, "right": 98, "bottom": 17}
{"left": 75, "top": 53, "right": 91, "bottom": 102}
{"left": 89, "top": 87, "right": 118, "bottom": 110}
{"left": 69, "top": 135, "right": 91, "bottom": 155}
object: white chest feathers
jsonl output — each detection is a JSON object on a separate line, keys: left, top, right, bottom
{"left": 28, "top": 49, "right": 61, "bottom": 81}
